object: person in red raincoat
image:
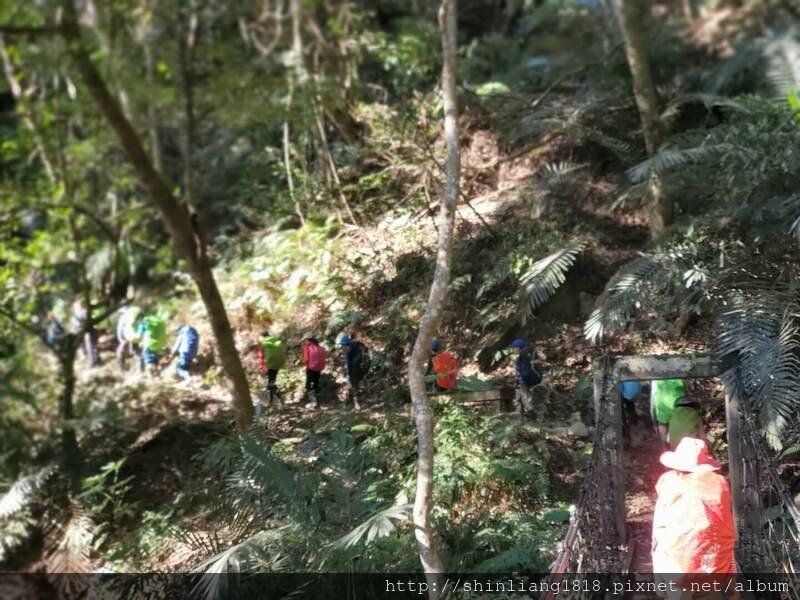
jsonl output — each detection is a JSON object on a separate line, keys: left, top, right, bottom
{"left": 652, "top": 437, "right": 738, "bottom": 599}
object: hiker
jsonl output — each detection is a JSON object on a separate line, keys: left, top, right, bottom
{"left": 71, "top": 300, "right": 100, "bottom": 368}
{"left": 45, "top": 311, "right": 65, "bottom": 347}
{"left": 137, "top": 312, "right": 167, "bottom": 377}
{"left": 650, "top": 378, "right": 687, "bottom": 443}
{"left": 256, "top": 331, "right": 286, "bottom": 413}
{"left": 170, "top": 324, "right": 199, "bottom": 381}
{"left": 429, "top": 340, "right": 458, "bottom": 392}
{"left": 619, "top": 379, "right": 642, "bottom": 438}
{"left": 667, "top": 395, "right": 705, "bottom": 450}
{"left": 337, "top": 334, "right": 371, "bottom": 410}
{"left": 652, "top": 437, "right": 738, "bottom": 599}
{"left": 301, "top": 332, "right": 326, "bottom": 409}
{"left": 115, "top": 305, "right": 141, "bottom": 371}
{"left": 510, "top": 338, "right": 542, "bottom": 417}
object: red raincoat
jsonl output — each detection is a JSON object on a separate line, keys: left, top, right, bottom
{"left": 432, "top": 351, "right": 458, "bottom": 390}
{"left": 652, "top": 469, "right": 736, "bottom": 585}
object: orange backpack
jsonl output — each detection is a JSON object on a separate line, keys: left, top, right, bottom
{"left": 432, "top": 351, "right": 458, "bottom": 390}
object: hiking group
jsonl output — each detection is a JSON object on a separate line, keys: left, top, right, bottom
{"left": 618, "top": 378, "right": 738, "bottom": 599}
{"left": 47, "top": 300, "right": 549, "bottom": 418}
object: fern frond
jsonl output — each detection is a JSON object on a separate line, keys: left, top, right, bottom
{"left": 330, "top": 503, "right": 412, "bottom": 550}
{"left": 237, "top": 435, "right": 301, "bottom": 503}
{"left": 626, "top": 144, "right": 730, "bottom": 183}
{"left": 584, "top": 256, "right": 661, "bottom": 344}
{"left": 717, "top": 294, "right": 800, "bottom": 445}
{"left": 519, "top": 242, "right": 586, "bottom": 324}
{"left": 48, "top": 507, "right": 94, "bottom": 576}
{"left": 0, "top": 465, "right": 55, "bottom": 519}
{"left": 764, "top": 36, "right": 800, "bottom": 101}
{"left": 540, "top": 160, "right": 588, "bottom": 186}
{"left": 192, "top": 529, "right": 285, "bottom": 600}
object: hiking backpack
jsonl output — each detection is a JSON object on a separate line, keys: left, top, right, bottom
{"left": 141, "top": 315, "right": 167, "bottom": 352}
{"left": 261, "top": 336, "right": 287, "bottom": 370}
{"left": 181, "top": 325, "right": 199, "bottom": 357}
{"left": 306, "top": 342, "right": 327, "bottom": 372}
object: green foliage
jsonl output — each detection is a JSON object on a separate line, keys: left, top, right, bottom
{"left": 0, "top": 466, "right": 55, "bottom": 562}
{"left": 79, "top": 459, "right": 136, "bottom": 547}
{"left": 518, "top": 242, "right": 586, "bottom": 323}
{"left": 192, "top": 406, "right": 558, "bottom": 584}
{"left": 718, "top": 295, "right": 800, "bottom": 448}
{"left": 364, "top": 18, "right": 441, "bottom": 97}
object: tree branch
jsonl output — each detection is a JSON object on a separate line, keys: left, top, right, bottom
{"left": 0, "top": 305, "right": 49, "bottom": 347}
{"left": 0, "top": 25, "right": 61, "bottom": 37}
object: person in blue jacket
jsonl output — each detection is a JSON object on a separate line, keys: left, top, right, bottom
{"left": 619, "top": 379, "right": 642, "bottom": 440}
{"left": 170, "top": 324, "right": 199, "bottom": 380}
{"left": 510, "top": 338, "right": 542, "bottom": 417}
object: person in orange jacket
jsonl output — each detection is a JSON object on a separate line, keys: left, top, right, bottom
{"left": 652, "top": 437, "right": 738, "bottom": 599}
{"left": 428, "top": 339, "right": 458, "bottom": 392}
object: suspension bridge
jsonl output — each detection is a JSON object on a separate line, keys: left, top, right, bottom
{"left": 546, "top": 354, "right": 800, "bottom": 599}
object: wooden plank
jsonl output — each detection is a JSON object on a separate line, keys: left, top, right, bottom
{"left": 610, "top": 381, "right": 626, "bottom": 543}
{"left": 611, "top": 353, "right": 721, "bottom": 381}
{"left": 724, "top": 379, "right": 745, "bottom": 537}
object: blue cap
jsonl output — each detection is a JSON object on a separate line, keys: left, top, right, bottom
{"left": 430, "top": 339, "right": 441, "bottom": 352}
{"left": 510, "top": 338, "right": 526, "bottom": 348}
{"left": 338, "top": 334, "right": 351, "bottom": 345}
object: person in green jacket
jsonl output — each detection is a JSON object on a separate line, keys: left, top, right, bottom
{"left": 256, "top": 331, "right": 287, "bottom": 414}
{"left": 650, "top": 378, "right": 687, "bottom": 443}
{"left": 138, "top": 312, "right": 167, "bottom": 377}
{"left": 667, "top": 395, "right": 705, "bottom": 449}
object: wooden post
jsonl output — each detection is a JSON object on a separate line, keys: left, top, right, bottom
{"left": 593, "top": 362, "right": 604, "bottom": 428}
{"left": 610, "top": 381, "right": 626, "bottom": 544}
{"left": 724, "top": 383, "right": 745, "bottom": 533}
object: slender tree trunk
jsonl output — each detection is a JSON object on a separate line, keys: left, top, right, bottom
{"left": 60, "top": 0, "right": 254, "bottom": 430}
{"left": 143, "top": 41, "right": 163, "bottom": 172}
{"left": 179, "top": 7, "right": 199, "bottom": 207}
{"left": 614, "top": 0, "right": 671, "bottom": 237}
{"left": 58, "top": 346, "right": 82, "bottom": 494}
{"left": 407, "top": 0, "right": 458, "bottom": 595}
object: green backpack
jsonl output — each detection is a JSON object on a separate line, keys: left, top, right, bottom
{"left": 142, "top": 315, "right": 167, "bottom": 352}
{"left": 261, "top": 336, "right": 287, "bottom": 370}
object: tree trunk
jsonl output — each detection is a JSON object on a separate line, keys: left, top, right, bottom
{"left": 58, "top": 346, "right": 82, "bottom": 494}
{"left": 60, "top": 0, "right": 254, "bottom": 430}
{"left": 143, "top": 41, "right": 163, "bottom": 172}
{"left": 614, "top": 0, "right": 671, "bottom": 237}
{"left": 179, "top": 7, "right": 199, "bottom": 207}
{"left": 407, "top": 0, "right": 459, "bottom": 594}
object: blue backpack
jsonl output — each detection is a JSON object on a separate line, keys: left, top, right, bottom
{"left": 179, "top": 326, "right": 199, "bottom": 357}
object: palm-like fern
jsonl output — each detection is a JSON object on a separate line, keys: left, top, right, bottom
{"left": 717, "top": 294, "right": 800, "bottom": 449}
{"left": 540, "top": 160, "right": 588, "bottom": 187}
{"left": 330, "top": 503, "right": 412, "bottom": 550}
{"left": 584, "top": 256, "right": 662, "bottom": 344}
{"left": 519, "top": 242, "right": 586, "bottom": 323}
{"left": 626, "top": 144, "right": 729, "bottom": 183}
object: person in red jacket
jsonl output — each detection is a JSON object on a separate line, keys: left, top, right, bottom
{"left": 301, "top": 332, "right": 326, "bottom": 409}
{"left": 428, "top": 339, "right": 458, "bottom": 392}
{"left": 652, "top": 437, "right": 738, "bottom": 599}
